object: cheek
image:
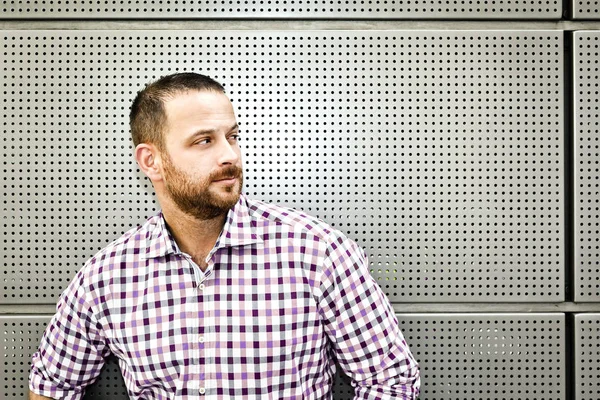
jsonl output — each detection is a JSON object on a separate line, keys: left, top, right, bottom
{"left": 181, "top": 154, "right": 212, "bottom": 172}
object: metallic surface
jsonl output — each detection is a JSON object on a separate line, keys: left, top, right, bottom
{"left": 574, "top": 313, "right": 600, "bottom": 400}
{"left": 0, "top": 316, "right": 50, "bottom": 400}
{"left": 573, "top": 1, "right": 600, "bottom": 19}
{"left": 0, "top": 0, "right": 562, "bottom": 19}
{"left": 574, "top": 31, "right": 600, "bottom": 302}
{"left": 2, "top": 20, "right": 600, "bottom": 31}
{"left": 397, "top": 313, "right": 565, "bottom": 400}
{"left": 1, "top": 30, "right": 565, "bottom": 304}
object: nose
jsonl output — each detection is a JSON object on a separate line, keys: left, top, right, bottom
{"left": 217, "top": 136, "right": 241, "bottom": 166}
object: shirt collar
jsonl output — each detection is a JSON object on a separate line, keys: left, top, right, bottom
{"left": 215, "top": 194, "right": 264, "bottom": 248}
{"left": 142, "top": 212, "right": 179, "bottom": 260}
{"left": 142, "top": 194, "right": 263, "bottom": 260}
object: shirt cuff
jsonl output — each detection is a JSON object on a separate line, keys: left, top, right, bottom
{"left": 29, "top": 360, "right": 86, "bottom": 400}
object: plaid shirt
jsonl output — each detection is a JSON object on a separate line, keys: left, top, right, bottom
{"left": 30, "top": 194, "right": 420, "bottom": 400}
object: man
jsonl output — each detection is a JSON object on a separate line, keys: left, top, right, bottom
{"left": 29, "top": 72, "right": 420, "bottom": 399}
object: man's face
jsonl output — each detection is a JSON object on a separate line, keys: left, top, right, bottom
{"left": 160, "top": 90, "right": 243, "bottom": 220}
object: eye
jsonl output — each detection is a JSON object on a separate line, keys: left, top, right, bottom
{"left": 194, "top": 138, "right": 211, "bottom": 145}
{"left": 229, "top": 134, "right": 241, "bottom": 142}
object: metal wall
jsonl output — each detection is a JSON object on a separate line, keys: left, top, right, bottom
{"left": 1, "top": 4, "right": 599, "bottom": 400}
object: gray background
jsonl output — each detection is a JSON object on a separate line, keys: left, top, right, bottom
{"left": 1, "top": 4, "right": 599, "bottom": 400}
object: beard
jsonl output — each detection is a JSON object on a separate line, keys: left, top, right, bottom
{"left": 161, "top": 154, "right": 243, "bottom": 220}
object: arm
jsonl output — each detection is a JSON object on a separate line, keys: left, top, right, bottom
{"left": 319, "top": 236, "right": 420, "bottom": 399}
{"left": 29, "top": 390, "right": 54, "bottom": 400}
{"left": 29, "top": 266, "right": 109, "bottom": 400}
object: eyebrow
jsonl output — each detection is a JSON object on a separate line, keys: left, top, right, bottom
{"left": 188, "top": 123, "right": 239, "bottom": 140}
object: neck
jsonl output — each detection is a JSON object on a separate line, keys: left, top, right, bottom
{"left": 161, "top": 203, "right": 228, "bottom": 260}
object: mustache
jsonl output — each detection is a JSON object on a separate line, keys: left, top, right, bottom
{"left": 210, "top": 165, "right": 243, "bottom": 181}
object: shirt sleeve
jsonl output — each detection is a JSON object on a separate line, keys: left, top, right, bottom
{"left": 29, "top": 265, "right": 109, "bottom": 400}
{"left": 318, "top": 234, "right": 421, "bottom": 400}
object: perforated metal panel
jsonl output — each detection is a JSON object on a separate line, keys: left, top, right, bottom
{"left": 573, "top": 1, "right": 600, "bottom": 19}
{"left": 395, "top": 313, "right": 565, "bottom": 400}
{"left": 0, "top": 316, "right": 50, "bottom": 400}
{"left": 0, "top": 1, "right": 562, "bottom": 19}
{"left": 574, "top": 313, "right": 600, "bottom": 400}
{"left": 574, "top": 31, "right": 600, "bottom": 302}
{"left": 1, "top": 30, "right": 564, "bottom": 304}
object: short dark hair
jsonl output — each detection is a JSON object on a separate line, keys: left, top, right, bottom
{"left": 129, "top": 72, "right": 226, "bottom": 150}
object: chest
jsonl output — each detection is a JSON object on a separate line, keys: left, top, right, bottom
{"left": 103, "top": 252, "right": 323, "bottom": 357}
{"left": 101, "top": 256, "right": 326, "bottom": 396}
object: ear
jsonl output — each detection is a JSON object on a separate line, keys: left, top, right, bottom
{"left": 135, "top": 143, "right": 163, "bottom": 183}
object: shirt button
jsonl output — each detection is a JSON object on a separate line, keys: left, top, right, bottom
{"left": 199, "top": 336, "right": 205, "bottom": 343}
{"left": 199, "top": 387, "right": 206, "bottom": 395}
{"left": 199, "top": 284, "right": 205, "bottom": 291}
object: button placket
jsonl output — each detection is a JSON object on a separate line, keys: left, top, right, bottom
{"left": 198, "top": 261, "right": 212, "bottom": 398}
{"left": 199, "top": 254, "right": 216, "bottom": 397}
{"left": 192, "top": 256, "right": 207, "bottom": 398}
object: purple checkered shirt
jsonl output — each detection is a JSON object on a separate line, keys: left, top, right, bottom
{"left": 30, "top": 194, "right": 420, "bottom": 399}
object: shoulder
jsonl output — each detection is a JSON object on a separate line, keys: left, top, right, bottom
{"left": 241, "top": 195, "right": 353, "bottom": 249}
{"left": 244, "top": 196, "right": 331, "bottom": 236}
{"left": 89, "top": 215, "right": 159, "bottom": 265}
{"left": 73, "top": 214, "right": 162, "bottom": 287}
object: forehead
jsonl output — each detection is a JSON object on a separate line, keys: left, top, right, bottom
{"left": 163, "top": 90, "right": 236, "bottom": 130}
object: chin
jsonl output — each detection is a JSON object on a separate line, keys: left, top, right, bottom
{"left": 216, "top": 186, "right": 242, "bottom": 204}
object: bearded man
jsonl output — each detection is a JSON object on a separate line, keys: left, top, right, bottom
{"left": 29, "top": 72, "right": 420, "bottom": 400}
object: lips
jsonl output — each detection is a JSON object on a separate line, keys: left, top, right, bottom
{"left": 214, "top": 176, "right": 237, "bottom": 183}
